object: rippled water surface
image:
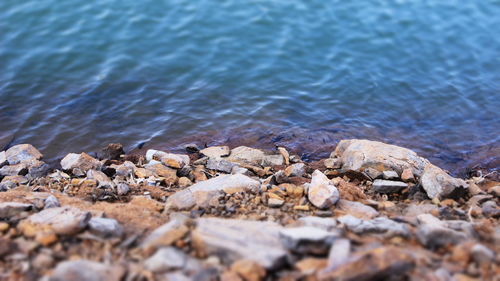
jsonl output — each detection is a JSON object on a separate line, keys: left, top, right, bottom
{"left": 1, "top": 0, "right": 499, "bottom": 172}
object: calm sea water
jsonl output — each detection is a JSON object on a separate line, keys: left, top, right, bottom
{"left": 1, "top": 0, "right": 499, "bottom": 173}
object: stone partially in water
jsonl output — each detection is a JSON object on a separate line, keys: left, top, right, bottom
{"left": 5, "top": 144, "right": 43, "bottom": 165}
{"left": 49, "top": 260, "right": 125, "bottom": 281}
{"left": 308, "top": 170, "right": 340, "bottom": 209}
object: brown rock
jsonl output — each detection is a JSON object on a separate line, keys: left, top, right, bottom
{"left": 19, "top": 206, "right": 91, "bottom": 236}
{"left": 134, "top": 167, "right": 154, "bottom": 178}
{"left": 145, "top": 163, "right": 178, "bottom": 184}
{"left": 141, "top": 214, "right": 190, "bottom": 253}
{"left": 401, "top": 168, "right": 415, "bottom": 182}
{"left": 282, "top": 183, "right": 304, "bottom": 199}
{"left": 277, "top": 147, "right": 290, "bottom": 166}
{"left": 231, "top": 259, "right": 267, "bottom": 281}
{"left": 200, "top": 146, "right": 231, "bottom": 158}
{"left": 295, "top": 258, "right": 327, "bottom": 275}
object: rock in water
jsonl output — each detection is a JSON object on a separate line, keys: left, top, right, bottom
{"left": 49, "top": 260, "right": 125, "bottom": 281}
{"left": 372, "top": 179, "right": 408, "bottom": 194}
{"left": 60, "top": 153, "right": 101, "bottom": 176}
{"left": 165, "top": 174, "right": 259, "bottom": 210}
{"left": 308, "top": 170, "right": 340, "bottom": 209}
{"left": 5, "top": 144, "right": 43, "bottom": 165}
{"left": 191, "top": 217, "right": 288, "bottom": 269}
{"left": 420, "top": 164, "right": 468, "bottom": 199}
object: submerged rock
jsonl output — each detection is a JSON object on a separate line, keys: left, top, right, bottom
{"left": 49, "top": 260, "right": 125, "bottom": 281}
{"left": 308, "top": 170, "right": 340, "bottom": 209}
{"left": 60, "top": 153, "right": 101, "bottom": 176}
{"left": 420, "top": 164, "right": 468, "bottom": 199}
{"left": 5, "top": 144, "right": 43, "bottom": 165}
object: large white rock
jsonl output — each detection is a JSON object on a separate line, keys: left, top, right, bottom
{"left": 227, "top": 146, "right": 284, "bottom": 166}
{"left": 165, "top": 174, "right": 259, "bottom": 210}
{"left": 420, "top": 164, "right": 468, "bottom": 199}
{"left": 308, "top": 170, "right": 340, "bottom": 209}
{"left": 20, "top": 207, "right": 91, "bottom": 235}
{"left": 5, "top": 144, "right": 43, "bottom": 165}
{"left": 60, "top": 153, "right": 101, "bottom": 175}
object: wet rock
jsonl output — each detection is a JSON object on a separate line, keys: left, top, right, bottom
{"left": 19, "top": 206, "right": 91, "bottom": 235}
{"left": 401, "top": 168, "right": 415, "bottom": 182}
{"left": 308, "top": 170, "right": 340, "bottom": 209}
{"left": 0, "top": 202, "right": 32, "bottom": 219}
{"left": 420, "top": 164, "right": 468, "bottom": 199}
{"left": 279, "top": 226, "right": 341, "bottom": 255}
{"left": 166, "top": 174, "right": 259, "bottom": 210}
{"left": 98, "top": 143, "right": 124, "bottom": 160}
{"left": 230, "top": 259, "right": 267, "bottom": 281}
{"left": 318, "top": 246, "right": 415, "bottom": 281}
{"left": 326, "top": 238, "right": 351, "bottom": 269}
{"left": 337, "top": 199, "right": 379, "bottom": 219}
{"left": 206, "top": 158, "right": 235, "bottom": 173}
{"left": 144, "top": 247, "right": 190, "bottom": 273}
{"left": 297, "top": 216, "right": 337, "bottom": 231}
{"left": 227, "top": 146, "right": 284, "bottom": 166}
{"left": 44, "top": 195, "right": 60, "bottom": 209}
{"left": 88, "top": 217, "right": 123, "bottom": 238}
{"left": 0, "top": 151, "right": 6, "bottom": 167}
{"left": 415, "top": 214, "right": 468, "bottom": 249}
{"left": 382, "top": 170, "right": 399, "bottom": 180}
{"left": 338, "top": 215, "right": 411, "bottom": 237}
{"left": 333, "top": 139, "right": 429, "bottom": 177}
{"left": 49, "top": 260, "right": 125, "bottom": 281}
{"left": 60, "top": 153, "right": 101, "bottom": 176}
{"left": 284, "top": 163, "right": 305, "bottom": 177}
{"left": 192, "top": 217, "right": 287, "bottom": 269}
{"left": 470, "top": 244, "right": 495, "bottom": 264}
{"left": 146, "top": 149, "right": 189, "bottom": 169}
{"left": 372, "top": 179, "right": 408, "bottom": 194}
{"left": 0, "top": 175, "right": 28, "bottom": 190}
{"left": 86, "top": 170, "right": 115, "bottom": 189}
{"left": 5, "top": 144, "right": 43, "bottom": 165}
{"left": 200, "top": 146, "right": 230, "bottom": 158}
{"left": 141, "top": 214, "right": 189, "bottom": 251}
{"left": 268, "top": 198, "right": 284, "bottom": 208}
{"left": 117, "top": 183, "right": 130, "bottom": 195}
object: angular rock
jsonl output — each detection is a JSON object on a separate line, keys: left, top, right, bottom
{"left": 227, "top": 146, "right": 284, "bottom": 166}
{"left": 338, "top": 215, "right": 411, "bottom": 237}
{"left": 192, "top": 218, "right": 288, "bottom": 269}
{"left": 144, "top": 247, "right": 189, "bottom": 273}
{"left": 144, "top": 163, "right": 178, "bottom": 185}
{"left": 0, "top": 175, "right": 28, "bottom": 190}
{"left": 415, "top": 214, "right": 469, "bottom": 249}
{"left": 363, "top": 167, "right": 382, "bottom": 180}
{"left": 0, "top": 162, "right": 29, "bottom": 176}
{"left": 372, "top": 179, "right": 408, "bottom": 194}
{"left": 284, "top": 163, "right": 305, "bottom": 177}
{"left": 5, "top": 144, "right": 43, "bottom": 165}
{"left": 230, "top": 259, "right": 267, "bottom": 281}
{"left": 146, "top": 149, "right": 189, "bottom": 169}
{"left": 278, "top": 147, "right": 290, "bottom": 165}
{"left": 49, "top": 260, "right": 125, "bottom": 281}
{"left": 420, "top": 164, "right": 468, "bottom": 199}
{"left": 319, "top": 246, "right": 415, "bottom": 281}
{"left": 166, "top": 174, "right": 259, "bottom": 210}
{"left": 0, "top": 202, "right": 32, "bottom": 219}
{"left": 401, "top": 168, "right": 415, "bottom": 182}
{"left": 308, "top": 170, "right": 340, "bottom": 209}
{"left": 337, "top": 200, "right": 379, "bottom": 219}
{"left": 382, "top": 170, "right": 399, "bottom": 180}
{"left": 141, "top": 214, "right": 189, "bottom": 251}
{"left": 326, "top": 238, "right": 351, "bottom": 269}
{"left": 98, "top": 143, "right": 124, "bottom": 160}
{"left": 297, "top": 217, "right": 337, "bottom": 231}
{"left": 279, "top": 226, "right": 341, "bottom": 255}
{"left": 44, "top": 195, "right": 61, "bottom": 209}
{"left": 482, "top": 200, "right": 500, "bottom": 218}
{"left": 86, "top": 170, "right": 115, "bottom": 189}
{"left": 19, "top": 207, "right": 91, "bottom": 235}
{"left": 60, "top": 153, "right": 101, "bottom": 176}
{"left": 113, "top": 161, "right": 135, "bottom": 177}
{"left": 324, "top": 158, "right": 342, "bottom": 169}
{"left": 25, "top": 160, "right": 50, "bottom": 180}
{"left": 333, "top": 139, "right": 429, "bottom": 177}
{"left": 206, "top": 158, "right": 235, "bottom": 173}
{"left": 200, "top": 146, "right": 230, "bottom": 158}
{"left": 88, "top": 217, "right": 123, "bottom": 238}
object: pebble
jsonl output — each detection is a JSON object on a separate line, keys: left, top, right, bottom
{"left": 308, "top": 170, "right": 340, "bottom": 209}
{"left": 49, "top": 260, "right": 125, "bottom": 281}
{"left": 88, "top": 217, "right": 123, "bottom": 238}
{"left": 44, "top": 195, "right": 61, "bottom": 209}
{"left": 267, "top": 198, "right": 284, "bottom": 208}
{"left": 372, "top": 179, "right": 408, "bottom": 193}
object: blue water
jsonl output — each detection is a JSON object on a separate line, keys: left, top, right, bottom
{"left": 1, "top": 0, "right": 499, "bottom": 172}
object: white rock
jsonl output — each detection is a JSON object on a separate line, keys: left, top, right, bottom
{"left": 141, "top": 214, "right": 189, "bottom": 250}
{"left": 372, "top": 179, "right": 408, "bottom": 194}
{"left": 308, "top": 170, "right": 340, "bottom": 209}
{"left": 279, "top": 226, "right": 341, "bottom": 255}
{"left": 296, "top": 216, "right": 337, "bottom": 231}
{"left": 5, "top": 144, "right": 43, "bottom": 165}
{"left": 420, "top": 164, "right": 468, "bottom": 199}
{"left": 338, "top": 215, "right": 410, "bottom": 237}
{"left": 44, "top": 195, "right": 61, "bottom": 209}
{"left": 268, "top": 198, "right": 284, "bottom": 208}
{"left": 146, "top": 149, "right": 189, "bottom": 168}
{"left": 22, "top": 207, "right": 91, "bottom": 235}
{"left": 327, "top": 238, "right": 351, "bottom": 269}
{"left": 144, "top": 247, "right": 189, "bottom": 273}
{"left": 227, "top": 146, "right": 284, "bottom": 166}
{"left": 88, "top": 217, "right": 123, "bottom": 238}
{"left": 382, "top": 170, "right": 399, "bottom": 180}
{"left": 200, "top": 146, "right": 230, "bottom": 158}
{"left": 49, "top": 260, "right": 125, "bottom": 281}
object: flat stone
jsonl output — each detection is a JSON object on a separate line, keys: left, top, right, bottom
{"left": 308, "top": 170, "right": 340, "bottom": 209}
{"left": 0, "top": 202, "right": 32, "bottom": 219}
{"left": 415, "top": 214, "right": 469, "bottom": 249}
{"left": 326, "top": 238, "right": 351, "bottom": 269}
{"left": 146, "top": 149, "right": 189, "bottom": 169}
{"left": 200, "top": 146, "right": 230, "bottom": 158}
{"left": 337, "top": 199, "right": 379, "bottom": 219}
{"left": 338, "top": 215, "right": 411, "bottom": 237}
{"left": 19, "top": 207, "right": 91, "bottom": 235}
{"left": 284, "top": 163, "right": 306, "bottom": 177}
{"left": 268, "top": 198, "right": 284, "bottom": 208}
{"left": 206, "top": 158, "right": 235, "bottom": 173}
{"left": 144, "top": 247, "right": 189, "bottom": 273}
{"left": 333, "top": 139, "right": 429, "bottom": 177}
{"left": 60, "top": 153, "right": 101, "bottom": 176}
{"left": 88, "top": 217, "right": 123, "bottom": 238}
{"left": 44, "top": 195, "right": 61, "bottom": 209}
{"left": 279, "top": 226, "right": 341, "bottom": 255}
{"left": 166, "top": 174, "right": 259, "bottom": 210}
{"left": 319, "top": 246, "right": 415, "bottom": 281}
{"left": 382, "top": 170, "right": 399, "bottom": 180}
{"left": 372, "top": 179, "right": 408, "bottom": 194}
{"left": 192, "top": 217, "right": 288, "bottom": 269}
{"left": 141, "top": 214, "right": 190, "bottom": 251}
{"left": 5, "top": 144, "right": 43, "bottom": 165}
{"left": 49, "top": 260, "right": 125, "bottom": 281}
{"left": 296, "top": 216, "right": 337, "bottom": 231}
{"left": 420, "top": 163, "right": 468, "bottom": 199}
{"left": 227, "top": 146, "right": 284, "bottom": 166}
{"left": 86, "top": 170, "right": 115, "bottom": 189}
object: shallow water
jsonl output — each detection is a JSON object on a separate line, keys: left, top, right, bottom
{"left": 1, "top": 0, "right": 499, "bottom": 173}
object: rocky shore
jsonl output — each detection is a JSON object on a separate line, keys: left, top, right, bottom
{"left": 0, "top": 139, "right": 498, "bottom": 281}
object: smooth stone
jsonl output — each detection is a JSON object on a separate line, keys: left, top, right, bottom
{"left": 206, "top": 158, "right": 235, "bottom": 173}
{"left": 165, "top": 174, "right": 259, "bottom": 210}
{"left": 44, "top": 195, "right": 61, "bottom": 209}
{"left": 5, "top": 144, "right": 43, "bottom": 165}
{"left": 308, "top": 170, "right": 340, "bottom": 209}
{"left": 372, "top": 179, "right": 408, "bottom": 194}
{"left": 60, "top": 153, "right": 101, "bottom": 176}
{"left": 382, "top": 170, "right": 399, "bottom": 180}
{"left": 116, "top": 183, "right": 130, "bottom": 195}
{"left": 284, "top": 163, "right": 306, "bottom": 177}
{"left": 227, "top": 146, "right": 284, "bottom": 166}
{"left": 49, "top": 260, "right": 125, "bottom": 281}
{"left": 337, "top": 199, "right": 379, "bottom": 219}
{"left": 144, "top": 247, "right": 189, "bottom": 273}
{"left": 296, "top": 216, "right": 337, "bottom": 231}
{"left": 333, "top": 139, "right": 429, "bottom": 177}
{"left": 20, "top": 207, "right": 91, "bottom": 235}
{"left": 200, "top": 146, "right": 230, "bottom": 158}
{"left": 338, "top": 215, "right": 411, "bottom": 237}
{"left": 470, "top": 244, "right": 495, "bottom": 264}
{"left": 420, "top": 163, "right": 468, "bottom": 199}
{"left": 279, "top": 226, "right": 341, "bottom": 255}
{"left": 326, "top": 238, "right": 351, "bottom": 269}
{"left": 0, "top": 202, "right": 32, "bottom": 219}
{"left": 319, "top": 246, "right": 415, "bottom": 281}
{"left": 192, "top": 217, "right": 288, "bottom": 269}
{"left": 88, "top": 217, "right": 123, "bottom": 238}
{"left": 86, "top": 170, "right": 115, "bottom": 189}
